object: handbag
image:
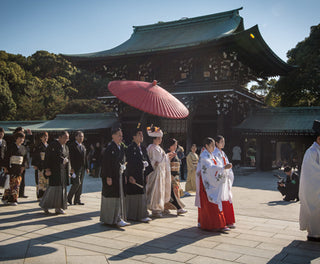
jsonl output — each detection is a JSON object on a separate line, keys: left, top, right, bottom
{"left": 0, "top": 170, "right": 10, "bottom": 189}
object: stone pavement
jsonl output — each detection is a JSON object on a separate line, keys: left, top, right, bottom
{"left": 0, "top": 168, "right": 319, "bottom": 264}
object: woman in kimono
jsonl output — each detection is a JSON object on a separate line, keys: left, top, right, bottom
{"left": 40, "top": 131, "right": 70, "bottom": 214}
{"left": 31, "top": 131, "right": 49, "bottom": 200}
{"left": 164, "top": 138, "right": 187, "bottom": 215}
{"left": 2, "top": 132, "right": 27, "bottom": 205}
{"left": 213, "top": 135, "right": 236, "bottom": 228}
{"left": 185, "top": 144, "right": 199, "bottom": 193}
{"left": 145, "top": 126, "right": 171, "bottom": 218}
{"left": 195, "top": 137, "right": 232, "bottom": 231}
{"left": 100, "top": 127, "right": 129, "bottom": 227}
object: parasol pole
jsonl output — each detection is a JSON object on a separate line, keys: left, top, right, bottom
{"left": 137, "top": 80, "right": 157, "bottom": 132}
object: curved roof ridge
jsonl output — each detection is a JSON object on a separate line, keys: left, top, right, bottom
{"left": 133, "top": 7, "right": 243, "bottom": 32}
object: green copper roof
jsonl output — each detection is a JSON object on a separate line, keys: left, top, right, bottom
{"left": 65, "top": 7, "right": 293, "bottom": 75}
{"left": 19, "top": 113, "right": 117, "bottom": 132}
{"left": 0, "top": 120, "right": 45, "bottom": 134}
{"left": 66, "top": 8, "right": 244, "bottom": 58}
{"left": 235, "top": 107, "right": 320, "bottom": 134}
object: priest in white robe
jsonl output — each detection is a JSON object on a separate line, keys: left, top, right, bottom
{"left": 299, "top": 120, "right": 320, "bottom": 242}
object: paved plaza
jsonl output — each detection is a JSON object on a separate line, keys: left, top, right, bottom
{"left": 0, "top": 168, "right": 319, "bottom": 264}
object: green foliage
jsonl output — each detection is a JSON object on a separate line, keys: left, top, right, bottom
{"left": 250, "top": 78, "right": 280, "bottom": 107}
{"left": 28, "top": 50, "right": 78, "bottom": 79}
{"left": 0, "top": 50, "right": 110, "bottom": 121}
{"left": 71, "top": 69, "right": 108, "bottom": 99}
{"left": 274, "top": 24, "right": 320, "bottom": 106}
{"left": 62, "top": 99, "right": 110, "bottom": 114}
{"left": 0, "top": 76, "right": 17, "bottom": 120}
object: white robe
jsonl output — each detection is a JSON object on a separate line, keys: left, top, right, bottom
{"left": 213, "top": 148, "right": 234, "bottom": 203}
{"left": 299, "top": 141, "right": 320, "bottom": 237}
{"left": 195, "top": 149, "right": 227, "bottom": 211}
{"left": 145, "top": 144, "right": 171, "bottom": 211}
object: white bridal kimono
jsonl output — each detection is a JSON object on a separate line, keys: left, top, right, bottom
{"left": 195, "top": 149, "right": 228, "bottom": 211}
{"left": 299, "top": 142, "right": 320, "bottom": 237}
{"left": 146, "top": 144, "right": 171, "bottom": 212}
{"left": 213, "top": 148, "right": 234, "bottom": 203}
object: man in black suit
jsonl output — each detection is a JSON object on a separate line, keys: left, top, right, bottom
{"left": 0, "top": 127, "right": 7, "bottom": 195}
{"left": 0, "top": 127, "right": 6, "bottom": 169}
{"left": 67, "top": 131, "right": 88, "bottom": 205}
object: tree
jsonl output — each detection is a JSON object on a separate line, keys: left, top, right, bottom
{"left": 71, "top": 69, "right": 109, "bottom": 99}
{"left": 15, "top": 75, "right": 46, "bottom": 120}
{"left": 274, "top": 24, "right": 320, "bottom": 106}
{"left": 62, "top": 99, "right": 111, "bottom": 114}
{"left": 0, "top": 76, "right": 17, "bottom": 120}
{"left": 28, "top": 50, "right": 78, "bottom": 79}
{"left": 0, "top": 50, "right": 109, "bottom": 120}
{"left": 40, "top": 78, "right": 70, "bottom": 119}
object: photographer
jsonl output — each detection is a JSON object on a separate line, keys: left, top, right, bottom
{"left": 277, "top": 166, "right": 299, "bottom": 202}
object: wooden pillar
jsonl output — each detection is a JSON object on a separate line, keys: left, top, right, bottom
{"left": 186, "top": 117, "right": 192, "bottom": 154}
{"left": 255, "top": 136, "right": 262, "bottom": 170}
{"left": 217, "top": 114, "right": 224, "bottom": 135}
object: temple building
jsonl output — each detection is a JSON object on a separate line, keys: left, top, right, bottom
{"left": 65, "top": 7, "right": 297, "bottom": 170}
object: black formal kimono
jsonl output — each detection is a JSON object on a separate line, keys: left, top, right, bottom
{"left": 100, "top": 141, "right": 126, "bottom": 225}
{"left": 0, "top": 138, "right": 7, "bottom": 168}
{"left": 125, "top": 141, "right": 153, "bottom": 221}
{"left": 67, "top": 140, "right": 87, "bottom": 204}
{"left": 278, "top": 172, "right": 300, "bottom": 201}
{"left": 31, "top": 142, "right": 48, "bottom": 198}
{"left": 2, "top": 143, "right": 27, "bottom": 203}
{"left": 40, "top": 140, "right": 70, "bottom": 210}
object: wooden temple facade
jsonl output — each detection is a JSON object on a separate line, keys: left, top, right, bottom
{"left": 65, "top": 8, "right": 295, "bottom": 170}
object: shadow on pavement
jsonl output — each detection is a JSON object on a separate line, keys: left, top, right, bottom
{"left": 109, "top": 227, "right": 221, "bottom": 261}
{"left": 233, "top": 170, "right": 283, "bottom": 191}
{"left": 267, "top": 240, "right": 320, "bottom": 263}
{"left": 267, "top": 200, "right": 299, "bottom": 206}
{"left": 0, "top": 206, "right": 41, "bottom": 216}
{"left": 0, "top": 210, "right": 123, "bottom": 261}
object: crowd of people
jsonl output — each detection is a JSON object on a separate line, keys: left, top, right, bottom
{"left": 1, "top": 120, "right": 320, "bottom": 242}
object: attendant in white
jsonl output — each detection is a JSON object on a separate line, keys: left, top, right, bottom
{"left": 145, "top": 126, "right": 171, "bottom": 218}
{"left": 213, "top": 135, "right": 235, "bottom": 228}
{"left": 232, "top": 145, "right": 241, "bottom": 168}
{"left": 299, "top": 120, "right": 320, "bottom": 242}
{"left": 195, "top": 137, "right": 232, "bottom": 231}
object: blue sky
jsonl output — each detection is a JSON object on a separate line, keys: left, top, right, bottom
{"left": 0, "top": 0, "right": 319, "bottom": 62}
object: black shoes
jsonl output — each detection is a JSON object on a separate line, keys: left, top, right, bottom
{"left": 19, "top": 195, "right": 28, "bottom": 198}
{"left": 74, "top": 201, "right": 84, "bottom": 205}
{"left": 307, "top": 236, "right": 320, "bottom": 242}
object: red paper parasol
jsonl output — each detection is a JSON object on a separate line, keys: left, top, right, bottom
{"left": 108, "top": 80, "right": 189, "bottom": 119}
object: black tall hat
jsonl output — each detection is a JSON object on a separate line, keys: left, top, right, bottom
{"left": 312, "top": 120, "right": 320, "bottom": 134}
{"left": 111, "top": 122, "right": 122, "bottom": 135}
{"left": 132, "top": 123, "right": 143, "bottom": 137}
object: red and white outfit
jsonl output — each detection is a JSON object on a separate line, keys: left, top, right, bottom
{"left": 213, "top": 148, "right": 235, "bottom": 226}
{"left": 195, "top": 149, "right": 230, "bottom": 230}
